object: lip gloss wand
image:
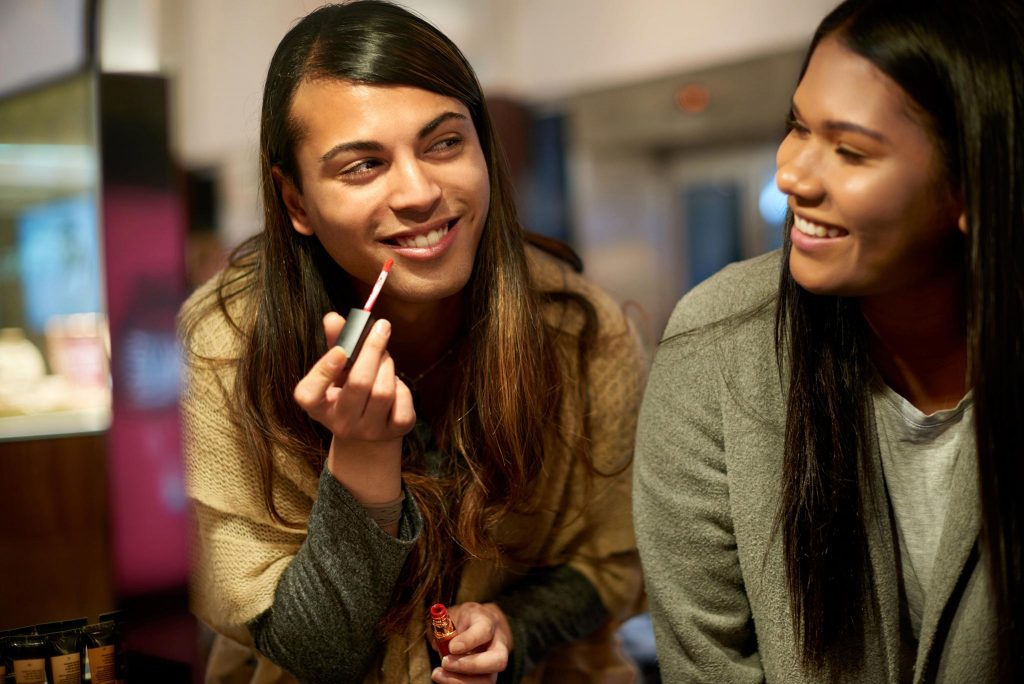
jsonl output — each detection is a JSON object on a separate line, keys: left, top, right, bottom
{"left": 335, "top": 258, "right": 393, "bottom": 367}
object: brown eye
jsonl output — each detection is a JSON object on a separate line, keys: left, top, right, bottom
{"left": 836, "top": 146, "right": 866, "bottom": 163}
{"left": 428, "top": 136, "right": 463, "bottom": 154}
{"left": 341, "top": 159, "right": 383, "bottom": 178}
{"left": 786, "top": 117, "right": 810, "bottom": 136}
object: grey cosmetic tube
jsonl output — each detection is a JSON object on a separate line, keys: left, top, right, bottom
{"left": 335, "top": 308, "right": 376, "bottom": 368}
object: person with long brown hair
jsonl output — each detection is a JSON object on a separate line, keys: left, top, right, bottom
{"left": 635, "top": 0, "right": 1023, "bottom": 681}
{"left": 179, "top": 2, "right": 645, "bottom": 683}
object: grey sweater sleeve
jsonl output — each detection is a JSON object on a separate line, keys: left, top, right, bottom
{"left": 633, "top": 311, "right": 764, "bottom": 683}
{"left": 496, "top": 565, "right": 609, "bottom": 682}
{"left": 247, "top": 465, "right": 422, "bottom": 683}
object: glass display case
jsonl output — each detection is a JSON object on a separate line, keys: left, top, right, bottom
{"left": 0, "top": 71, "right": 110, "bottom": 440}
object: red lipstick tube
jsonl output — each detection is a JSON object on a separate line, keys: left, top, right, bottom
{"left": 429, "top": 603, "right": 458, "bottom": 657}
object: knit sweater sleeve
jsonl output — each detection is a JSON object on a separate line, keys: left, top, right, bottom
{"left": 247, "top": 468, "right": 422, "bottom": 683}
{"left": 496, "top": 564, "right": 610, "bottom": 681}
{"left": 633, "top": 279, "right": 766, "bottom": 683}
{"left": 181, "top": 279, "right": 422, "bottom": 683}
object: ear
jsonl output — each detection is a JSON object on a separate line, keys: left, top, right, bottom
{"left": 272, "top": 166, "right": 315, "bottom": 236}
{"left": 957, "top": 211, "right": 968, "bottom": 235}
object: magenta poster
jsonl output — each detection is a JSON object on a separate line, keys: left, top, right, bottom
{"left": 102, "top": 186, "right": 188, "bottom": 596}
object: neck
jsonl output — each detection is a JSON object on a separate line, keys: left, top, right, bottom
{"left": 371, "top": 292, "right": 464, "bottom": 381}
{"left": 859, "top": 268, "right": 968, "bottom": 414}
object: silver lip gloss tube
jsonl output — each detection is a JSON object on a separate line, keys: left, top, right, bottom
{"left": 335, "top": 308, "right": 376, "bottom": 368}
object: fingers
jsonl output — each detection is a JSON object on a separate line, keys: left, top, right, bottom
{"left": 293, "top": 344, "right": 348, "bottom": 416}
{"left": 438, "top": 646, "right": 509, "bottom": 678}
{"left": 360, "top": 352, "right": 398, "bottom": 426}
{"left": 295, "top": 316, "right": 416, "bottom": 441}
{"left": 333, "top": 319, "right": 394, "bottom": 425}
{"left": 432, "top": 603, "right": 511, "bottom": 680}
{"left": 391, "top": 377, "right": 417, "bottom": 432}
{"left": 448, "top": 612, "right": 497, "bottom": 656}
{"left": 430, "top": 669, "right": 496, "bottom": 684}
{"left": 323, "top": 311, "right": 346, "bottom": 347}
{"left": 292, "top": 312, "right": 353, "bottom": 414}
{"left": 446, "top": 603, "right": 512, "bottom": 656}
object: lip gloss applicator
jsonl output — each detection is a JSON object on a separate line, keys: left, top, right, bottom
{"left": 335, "top": 258, "right": 393, "bottom": 368}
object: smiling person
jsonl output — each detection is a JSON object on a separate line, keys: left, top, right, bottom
{"left": 178, "top": 2, "right": 646, "bottom": 683}
{"left": 634, "top": 0, "right": 1023, "bottom": 682}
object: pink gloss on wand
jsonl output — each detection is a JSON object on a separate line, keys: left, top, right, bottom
{"left": 335, "top": 259, "right": 394, "bottom": 367}
{"left": 362, "top": 258, "right": 393, "bottom": 311}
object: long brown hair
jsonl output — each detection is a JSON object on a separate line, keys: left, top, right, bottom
{"left": 775, "top": 0, "right": 1024, "bottom": 677}
{"left": 179, "top": 1, "right": 600, "bottom": 633}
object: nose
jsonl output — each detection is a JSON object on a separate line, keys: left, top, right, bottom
{"left": 775, "top": 141, "right": 825, "bottom": 204}
{"left": 389, "top": 156, "right": 441, "bottom": 215}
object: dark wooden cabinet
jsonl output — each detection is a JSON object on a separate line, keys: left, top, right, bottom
{"left": 0, "top": 432, "right": 116, "bottom": 628}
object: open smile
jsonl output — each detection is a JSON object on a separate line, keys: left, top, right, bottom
{"left": 393, "top": 222, "right": 450, "bottom": 248}
{"left": 793, "top": 214, "right": 849, "bottom": 239}
{"left": 381, "top": 218, "right": 460, "bottom": 258}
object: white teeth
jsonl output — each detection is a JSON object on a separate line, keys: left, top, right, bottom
{"left": 794, "top": 215, "right": 844, "bottom": 239}
{"left": 396, "top": 225, "right": 448, "bottom": 248}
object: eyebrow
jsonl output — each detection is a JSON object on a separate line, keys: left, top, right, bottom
{"left": 791, "top": 103, "right": 891, "bottom": 145}
{"left": 318, "top": 111, "right": 469, "bottom": 164}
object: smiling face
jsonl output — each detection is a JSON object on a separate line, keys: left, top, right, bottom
{"left": 277, "top": 79, "right": 490, "bottom": 306}
{"left": 775, "top": 36, "right": 964, "bottom": 298}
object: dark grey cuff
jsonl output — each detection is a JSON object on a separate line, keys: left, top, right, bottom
{"left": 246, "top": 466, "right": 423, "bottom": 682}
{"left": 495, "top": 565, "right": 609, "bottom": 682}
{"left": 318, "top": 466, "right": 423, "bottom": 541}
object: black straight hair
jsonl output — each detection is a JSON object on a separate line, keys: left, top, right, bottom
{"left": 775, "top": 0, "right": 1024, "bottom": 677}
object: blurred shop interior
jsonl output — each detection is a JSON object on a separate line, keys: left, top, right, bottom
{"left": 0, "top": 0, "right": 836, "bottom": 679}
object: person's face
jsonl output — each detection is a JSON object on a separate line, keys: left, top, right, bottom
{"left": 775, "top": 36, "right": 964, "bottom": 298}
{"left": 277, "top": 80, "right": 490, "bottom": 305}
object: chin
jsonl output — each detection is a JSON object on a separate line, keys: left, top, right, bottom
{"left": 789, "top": 263, "right": 848, "bottom": 297}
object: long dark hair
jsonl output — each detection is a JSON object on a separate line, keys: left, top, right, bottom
{"left": 180, "top": 0, "right": 600, "bottom": 633}
{"left": 775, "top": 0, "right": 1024, "bottom": 676}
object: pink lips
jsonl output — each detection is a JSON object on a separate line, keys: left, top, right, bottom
{"left": 790, "top": 213, "right": 849, "bottom": 253}
{"left": 790, "top": 224, "right": 845, "bottom": 253}
{"left": 387, "top": 220, "right": 458, "bottom": 260}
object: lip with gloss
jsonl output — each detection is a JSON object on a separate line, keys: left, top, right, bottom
{"left": 385, "top": 219, "right": 460, "bottom": 260}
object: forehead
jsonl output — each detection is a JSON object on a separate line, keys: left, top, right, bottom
{"left": 288, "top": 79, "right": 472, "bottom": 148}
{"left": 797, "top": 36, "right": 921, "bottom": 131}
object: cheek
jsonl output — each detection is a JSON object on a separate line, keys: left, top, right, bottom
{"left": 312, "top": 186, "right": 380, "bottom": 231}
{"left": 836, "top": 168, "right": 922, "bottom": 231}
{"left": 464, "top": 154, "right": 491, "bottom": 218}
{"left": 477, "top": 176, "right": 491, "bottom": 216}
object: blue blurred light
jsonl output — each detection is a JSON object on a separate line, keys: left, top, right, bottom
{"left": 759, "top": 177, "right": 789, "bottom": 226}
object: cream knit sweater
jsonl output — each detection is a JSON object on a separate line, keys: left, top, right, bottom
{"left": 182, "top": 246, "right": 648, "bottom": 683}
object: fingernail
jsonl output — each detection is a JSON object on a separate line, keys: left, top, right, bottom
{"left": 375, "top": 319, "right": 391, "bottom": 337}
{"left": 441, "top": 656, "right": 450, "bottom": 667}
{"left": 325, "top": 347, "right": 343, "bottom": 369}
{"left": 431, "top": 667, "right": 442, "bottom": 679}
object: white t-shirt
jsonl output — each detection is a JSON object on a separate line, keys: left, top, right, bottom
{"left": 873, "top": 380, "right": 973, "bottom": 639}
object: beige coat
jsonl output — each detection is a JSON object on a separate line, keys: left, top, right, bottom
{"left": 183, "top": 246, "right": 648, "bottom": 683}
{"left": 635, "top": 251, "right": 998, "bottom": 683}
